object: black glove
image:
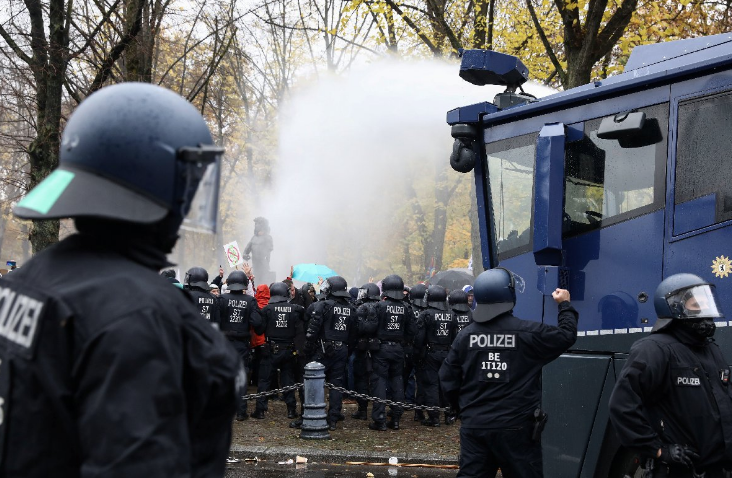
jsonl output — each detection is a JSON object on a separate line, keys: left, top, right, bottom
{"left": 659, "top": 444, "right": 699, "bottom": 467}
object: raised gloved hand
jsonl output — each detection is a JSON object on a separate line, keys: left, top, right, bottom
{"left": 659, "top": 444, "right": 699, "bottom": 467}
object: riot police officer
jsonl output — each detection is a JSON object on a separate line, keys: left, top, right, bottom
{"left": 289, "top": 294, "right": 326, "bottom": 429}
{"left": 251, "top": 282, "right": 305, "bottom": 419}
{"left": 185, "top": 266, "right": 219, "bottom": 324}
{"left": 305, "top": 276, "right": 357, "bottom": 430}
{"left": 609, "top": 273, "right": 732, "bottom": 477}
{"left": 362, "top": 275, "right": 416, "bottom": 431}
{"left": 3, "top": 82, "right": 242, "bottom": 476}
{"left": 449, "top": 289, "right": 473, "bottom": 334}
{"left": 439, "top": 268, "right": 577, "bottom": 478}
{"left": 417, "top": 284, "right": 456, "bottom": 426}
{"left": 408, "top": 283, "right": 429, "bottom": 422}
{"left": 351, "top": 283, "right": 381, "bottom": 420}
{"left": 219, "top": 270, "right": 260, "bottom": 420}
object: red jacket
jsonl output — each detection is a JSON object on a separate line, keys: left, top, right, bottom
{"left": 250, "top": 284, "right": 270, "bottom": 347}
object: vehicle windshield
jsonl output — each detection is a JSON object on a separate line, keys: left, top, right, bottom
{"left": 485, "top": 134, "right": 536, "bottom": 258}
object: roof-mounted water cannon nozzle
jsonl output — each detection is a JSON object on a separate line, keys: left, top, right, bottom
{"left": 458, "top": 49, "right": 535, "bottom": 109}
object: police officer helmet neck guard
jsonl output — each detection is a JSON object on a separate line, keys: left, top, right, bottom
{"left": 185, "top": 267, "right": 209, "bottom": 291}
{"left": 226, "top": 271, "right": 248, "bottom": 292}
{"left": 425, "top": 285, "right": 448, "bottom": 311}
{"left": 382, "top": 275, "right": 405, "bottom": 300}
{"left": 409, "top": 283, "right": 428, "bottom": 308}
{"left": 472, "top": 267, "right": 517, "bottom": 323}
{"left": 652, "top": 272, "right": 723, "bottom": 337}
{"left": 269, "top": 282, "right": 290, "bottom": 303}
{"left": 358, "top": 283, "right": 381, "bottom": 302}
{"left": 13, "top": 82, "right": 223, "bottom": 255}
{"left": 322, "top": 276, "right": 350, "bottom": 298}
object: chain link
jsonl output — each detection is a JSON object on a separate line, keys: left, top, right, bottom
{"left": 241, "top": 383, "right": 303, "bottom": 400}
{"left": 326, "top": 383, "right": 452, "bottom": 413}
{"left": 241, "top": 381, "right": 451, "bottom": 413}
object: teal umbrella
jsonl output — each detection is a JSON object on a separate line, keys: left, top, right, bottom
{"left": 292, "top": 263, "right": 338, "bottom": 283}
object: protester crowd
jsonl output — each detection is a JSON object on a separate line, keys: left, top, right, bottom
{"left": 163, "top": 264, "right": 476, "bottom": 431}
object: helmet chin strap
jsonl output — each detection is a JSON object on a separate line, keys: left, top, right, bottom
{"left": 681, "top": 318, "right": 717, "bottom": 338}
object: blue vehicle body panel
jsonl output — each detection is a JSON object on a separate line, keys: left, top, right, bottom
{"left": 566, "top": 210, "right": 664, "bottom": 337}
{"left": 472, "top": 39, "right": 732, "bottom": 130}
{"left": 448, "top": 34, "right": 732, "bottom": 478}
{"left": 497, "top": 253, "right": 546, "bottom": 323}
{"left": 534, "top": 124, "right": 565, "bottom": 267}
{"left": 673, "top": 193, "right": 716, "bottom": 235}
{"left": 625, "top": 33, "right": 732, "bottom": 72}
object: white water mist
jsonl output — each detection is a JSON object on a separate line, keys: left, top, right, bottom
{"left": 244, "top": 57, "right": 555, "bottom": 285}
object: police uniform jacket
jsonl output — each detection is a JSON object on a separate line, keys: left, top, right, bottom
{"left": 253, "top": 300, "right": 305, "bottom": 345}
{"left": 306, "top": 297, "right": 357, "bottom": 346}
{"left": 439, "top": 302, "right": 577, "bottom": 429}
{"left": 452, "top": 308, "right": 473, "bottom": 335}
{"left": 218, "top": 291, "right": 260, "bottom": 341}
{"left": 370, "top": 298, "right": 416, "bottom": 344}
{"left": 188, "top": 286, "right": 219, "bottom": 324}
{"left": 608, "top": 326, "right": 732, "bottom": 467}
{"left": 0, "top": 234, "right": 242, "bottom": 477}
{"left": 355, "top": 299, "right": 380, "bottom": 338}
{"left": 419, "top": 307, "right": 457, "bottom": 349}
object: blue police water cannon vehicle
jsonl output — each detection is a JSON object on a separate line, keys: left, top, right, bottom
{"left": 447, "top": 33, "right": 732, "bottom": 478}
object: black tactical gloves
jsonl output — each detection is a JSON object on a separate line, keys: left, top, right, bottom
{"left": 659, "top": 444, "right": 700, "bottom": 467}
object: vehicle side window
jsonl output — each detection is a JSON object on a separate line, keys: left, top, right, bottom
{"left": 563, "top": 103, "right": 668, "bottom": 237}
{"left": 485, "top": 134, "right": 536, "bottom": 258}
{"left": 674, "top": 91, "right": 732, "bottom": 235}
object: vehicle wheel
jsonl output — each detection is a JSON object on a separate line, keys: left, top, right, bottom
{"left": 606, "top": 448, "right": 643, "bottom": 478}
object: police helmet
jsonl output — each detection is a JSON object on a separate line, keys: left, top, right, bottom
{"left": 425, "top": 285, "right": 448, "bottom": 311}
{"left": 358, "top": 283, "right": 381, "bottom": 302}
{"left": 448, "top": 289, "right": 471, "bottom": 312}
{"left": 473, "top": 268, "right": 516, "bottom": 323}
{"left": 323, "top": 276, "right": 350, "bottom": 298}
{"left": 14, "top": 83, "right": 223, "bottom": 235}
{"left": 409, "top": 283, "right": 428, "bottom": 309}
{"left": 185, "top": 267, "right": 209, "bottom": 290}
{"left": 652, "top": 273, "right": 723, "bottom": 332}
{"left": 226, "top": 270, "right": 248, "bottom": 291}
{"left": 270, "top": 282, "right": 290, "bottom": 303}
{"left": 382, "top": 275, "right": 405, "bottom": 300}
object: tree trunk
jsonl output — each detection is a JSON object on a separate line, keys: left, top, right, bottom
{"left": 0, "top": 207, "right": 9, "bottom": 259}
{"left": 406, "top": 183, "right": 430, "bottom": 274}
{"left": 431, "top": 167, "right": 451, "bottom": 271}
{"left": 402, "top": 239, "right": 413, "bottom": 285}
{"left": 527, "top": 0, "right": 638, "bottom": 89}
{"left": 25, "top": 0, "right": 67, "bottom": 253}
{"left": 472, "top": 0, "right": 489, "bottom": 49}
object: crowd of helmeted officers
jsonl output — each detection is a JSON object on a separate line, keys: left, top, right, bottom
{"left": 161, "top": 265, "right": 475, "bottom": 432}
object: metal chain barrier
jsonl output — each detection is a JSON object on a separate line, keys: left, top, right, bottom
{"left": 326, "top": 382, "right": 452, "bottom": 413}
{"left": 241, "top": 383, "right": 303, "bottom": 401}
{"left": 240, "top": 381, "right": 452, "bottom": 413}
